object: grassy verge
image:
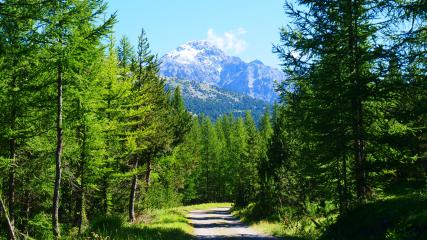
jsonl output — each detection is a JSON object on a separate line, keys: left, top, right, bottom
{"left": 232, "top": 191, "right": 427, "bottom": 240}
{"left": 84, "top": 202, "right": 231, "bottom": 240}
{"left": 232, "top": 205, "right": 323, "bottom": 240}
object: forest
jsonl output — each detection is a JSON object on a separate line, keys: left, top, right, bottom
{"left": 0, "top": 0, "right": 426, "bottom": 240}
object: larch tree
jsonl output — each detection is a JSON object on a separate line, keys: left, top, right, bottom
{"left": 273, "top": 0, "right": 388, "bottom": 212}
{"left": 37, "top": 0, "right": 115, "bottom": 237}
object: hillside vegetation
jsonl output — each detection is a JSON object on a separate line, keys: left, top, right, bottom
{"left": 0, "top": 0, "right": 425, "bottom": 240}
{"left": 167, "top": 78, "right": 269, "bottom": 122}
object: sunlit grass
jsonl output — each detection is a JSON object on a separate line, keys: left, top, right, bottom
{"left": 250, "top": 220, "right": 286, "bottom": 236}
{"left": 83, "top": 202, "right": 231, "bottom": 240}
{"left": 179, "top": 202, "right": 232, "bottom": 212}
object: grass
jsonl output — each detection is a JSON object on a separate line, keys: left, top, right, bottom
{"left": 232, "top": 187, "right": 427, "bottom": 240}
{"left": 232, "top": 204, "right": 322, "bottom": 240}
{"left": 179, "top": 202, "right": 232, "bottom": 211}
{"left": 84, "top": 202, "right": 231, "bottom": 240}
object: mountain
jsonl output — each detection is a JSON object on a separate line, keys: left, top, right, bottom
{"left": 167, "top": 78, "right": 268, "bottom": 122}
{"left": 160, "top": 40, "right": 285, "bottom": 103}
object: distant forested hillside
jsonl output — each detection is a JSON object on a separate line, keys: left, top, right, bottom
{"left": 167, "top": 78, "right": 270, "bottom": 122}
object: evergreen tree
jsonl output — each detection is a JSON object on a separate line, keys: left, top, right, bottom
{"left": 0, "top": 0, "right": 40, "bottom": 232}
{"left": 272, "top": 0, "right": 425, "bottom": 218}
{"left": 274, "top": 0, "right": 382, "bottom": 211}
{"left": 242, "top": 112, "right": 261, "bottom": 205}
{"left": 38, "top": 1, "right": 115, "bottom": 237}
{"left": 199, "top": 116, "right": 220, "bottom": 201}
{"left": 231, "top": 117, "right": 248, "bottom": 206}
{"left": 117, "top": 36, "right": 135, "bottom": 69}
{"left": 170, "top": 86, "right": 192, "bottom": 146}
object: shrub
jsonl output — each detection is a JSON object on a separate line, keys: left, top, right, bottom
{"left": 28, "top": 213, "right": 53, "bottom": 240}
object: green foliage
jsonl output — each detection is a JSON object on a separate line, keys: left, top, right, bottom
{"left": 320, "top": 194, "right": 427, "bottom": 240}
{"left": 229, "top": 1, "right": 426, "bottom": 239}
{"left": 169, "top": 110, "right": 272, "bottom": 206}
{"left": 167, "top": 79, "right": 269, "bottom": 122}
{"left": 28, "top": 213, "right": 54, "bottom": 240}
{"left": 0, "top": 0, "right": 425, "bottom": 239}
{"left": 0, "top": 0, "right": 190, "bottom": 237}
{"left": 86, "top": 207, "right": 195, "bottom": 240}
{"left": 90, "top": 215, "right": 123, "bottom": 233}
{"left": 142, "top": 185, "right": 183, "bottom": 210}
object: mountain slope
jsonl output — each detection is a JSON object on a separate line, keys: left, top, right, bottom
{"left": 167, "top": 78, "right": 268, "bottom": 121}
{"left": 160, "top": 40, "right": 285, "bottom": 103}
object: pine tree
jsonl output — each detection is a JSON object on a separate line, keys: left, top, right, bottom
{"left": 0, "top": 1, "right": 35, "bottom": 230}
{"left": 96, "top": 34, "right": 126, "bottom": 216}
{"left": 0, "top": 1, "right": 50, "bottom": 237}
{"left": 199, "top": 116, "right": 220, "bottom": 201}
{"left": 231, "top": 117, "right": 249, "bottom": 206}
{"left": 38, "top": 1, "right": 115, "bottom": 237}
{"left": 170, "top": 86, "right": 192, "bottom": 146}
{"left": 136, "top": 28, "right": 156, "bottom": 83}
{"left": 115, "top": 28, "right": 181, "bottom": 222}
{"left": 274, "top": 0, "right": 384, "bottom": 212}
{"left": 242, "top": 112, "right": 261, "bottom": 204}
{"left": 118, "top": 36, "right": 135, "bottom": 69}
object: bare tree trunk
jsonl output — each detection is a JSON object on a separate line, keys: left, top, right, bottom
{"left": 129, "top": 155, "right": 139, "bottom": 222}
{"left": 53, "top": 63, "right": 63, "bottom": 240}
{"left": 0, "top": 195, "right": 16, "bottom": 240}
{"left": 101, "top": 96, "right": 112, "bottom": 215}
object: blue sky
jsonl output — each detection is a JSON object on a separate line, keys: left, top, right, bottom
{"left": 106, "top": 0, "right": 289, "bottom": 67}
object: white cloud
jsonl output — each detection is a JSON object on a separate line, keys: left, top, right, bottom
{"left": 207, "top": 28, "right": 247, "bottom": 54}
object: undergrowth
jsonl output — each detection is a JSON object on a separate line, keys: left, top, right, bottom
{"left": 81, "top": 202, "right": 231, "bottom": 240}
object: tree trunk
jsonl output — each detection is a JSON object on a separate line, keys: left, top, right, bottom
{"left": 53, "top": 63, "right": 63, "bottom": 240}
{"left": 8, "top": 75, "right": 17, "bottom": 226}
{"left": 8, "top": 138, "right": 16, "bottom": 227}
{"left": 129, "top": 155, "right": 139, "bottom": 222}
{"left": 0, "top": 195, "right": 16, "bottom": 240}
{"left": 144, "top": 158, "right": 151, "bottom": 192}
{"left": 352, "top": 98, "right": 366, "bottom": 199}
{"left": 75, "top": 162, "right": 84, "bottom": 235}
{"left": 75, "top": 109, "right": 86, "bottom": 235}
{"left": 336, "top": 67, "right": 349, "bottom": 213}
{"left": 75, "top": 159, "right": 85, "bottom": 235}
{"left": 101, "top": 95, "right": 112, "bottom": 215}
{"left": 347, "top": 0, "right": 367, "bottom": 201}
{"left": 26, "top": 193, "right": 31, "bottom": 235}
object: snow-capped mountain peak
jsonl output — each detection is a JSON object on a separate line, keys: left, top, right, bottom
{"left": 165, "top": 40, "right": 225, "bottom": 65}
{"left": 160, "top": 40, "right": 285, "bottom": 102}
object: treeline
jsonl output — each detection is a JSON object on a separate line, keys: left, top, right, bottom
{"left": 166, "top": 79, "right": 269, "bottom": 123}
{"left": 0, "top": 1, "right": 191, "bottom": 239}
{"left": 169, "top": 111, "right": 272, "bottom": 206}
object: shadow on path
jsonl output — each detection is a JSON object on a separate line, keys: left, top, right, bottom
{"left": 189, "top": 207, "right": 279, "bottom": 240}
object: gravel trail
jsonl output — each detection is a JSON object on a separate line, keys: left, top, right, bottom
{"left": 188, "top": 207, "right": 278, "bottom": 240}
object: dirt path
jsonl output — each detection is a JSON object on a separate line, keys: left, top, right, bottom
{"left": 188, "top": 207, "right": 277, "bottom": 239}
